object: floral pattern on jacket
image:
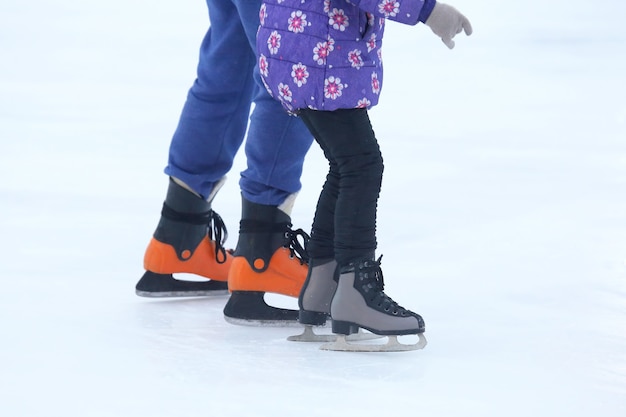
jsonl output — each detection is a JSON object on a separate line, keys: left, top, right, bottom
{"left": 257, "top": 0, "right": 435, "bottom": 112}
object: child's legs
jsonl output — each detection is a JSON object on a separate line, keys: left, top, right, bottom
{"left": 299, "top": 109, "right": 383, "bottom": 265}
{"left": 299, "top": 113, "right": 339, "bottom": 260}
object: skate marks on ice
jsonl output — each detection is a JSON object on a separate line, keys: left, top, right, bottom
{"left": 135, "top": 271, "right": 229, "bottom": 297}
{"left": 320, "top": 333, "right": 427, "bottom": 352}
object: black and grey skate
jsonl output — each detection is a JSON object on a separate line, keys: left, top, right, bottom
{"left": 320, "top": 257, "right": 427, "bottom": 352}
{"left": 288, "top": 258, "right": 381, "bottom": 342}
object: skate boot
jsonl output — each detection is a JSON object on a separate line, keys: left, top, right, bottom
{"left": 287, "top": 258, "right": 379, "bottom": 342}
{"left": 287, "top": 258, "right": 335, "bottom": 340}
{"left": 320, "top": 256, "right": 427, "bottom": 352}
{"left": 223, "top": 195, "right": 309, "bottom": 326}
{"left": 135, "top": 177, "right": 232, "bottom": 297}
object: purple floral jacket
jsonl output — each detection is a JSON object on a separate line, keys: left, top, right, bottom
{"left": 257, "top": 0, "right": 435, "bottom": 112}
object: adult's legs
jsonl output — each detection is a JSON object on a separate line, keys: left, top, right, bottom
{"left": 235, "top": 0, "right": 313, "bottom": 205}
{"left": 138, "top": 1, "right": 256, "bottom": 297}
{"left": 165, "top": 0, "right": 257, "bottom": 199}
{"left": 210, "top": 0, "right": 315, "bottom": 324}
{"left": 241, "top": 97, "right": 312, "bottom": 205}
{"left": 141, "top": 0, "right": 316, "bottom": 323}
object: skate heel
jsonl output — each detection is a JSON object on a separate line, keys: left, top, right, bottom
{"left": 331, "top": 320, "right": 358, "bottom": 335}
{"left": 298, "top": 309, "right": 328, "bottom": 326}
{"left": 223, "top": 291, "right": 300, "bottom": 326}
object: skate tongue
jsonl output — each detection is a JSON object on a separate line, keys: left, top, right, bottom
{"left": 361, "top": 257, "right": 385, "bottom": 291}
{"left": 359, "top": 256, "right": 415, "bottom": 317}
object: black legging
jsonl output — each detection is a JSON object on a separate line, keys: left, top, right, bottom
{"left": 299, "top": 108, "right": 383, "bottom": 266}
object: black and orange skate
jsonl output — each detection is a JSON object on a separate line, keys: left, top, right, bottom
{"left": 135, "top": 178, "right": 231, "bottom": 297}
{"left": 223, "top": 197, "right": 309, "bottom": 325}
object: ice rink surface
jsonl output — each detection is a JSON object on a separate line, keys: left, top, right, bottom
{"left": 1, "top": 1, "right": 625, "bottom": 416}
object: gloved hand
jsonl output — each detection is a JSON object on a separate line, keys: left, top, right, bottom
{"left": 425, "top": 2, "right": 473, "bottom": 49}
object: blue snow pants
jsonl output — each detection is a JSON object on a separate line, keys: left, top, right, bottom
{"left": 164, "top": 0, "right": 313, "bottom": 205}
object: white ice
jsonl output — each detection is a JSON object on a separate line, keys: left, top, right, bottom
{"left": 1, "top": 1, "right": 625, "bottom": 416}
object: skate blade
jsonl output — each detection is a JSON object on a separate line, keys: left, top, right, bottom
{"left": 223, "top": 315, "right": 302, "bottom": 328}
{"left": 135, "top": 272, "right": 229, "bottom": 298}
{"left": 135, "top": 286, "right": 229, "bottom": 297}
{"left": 288, "top": 326, "right": 381, "bottom": 343}
{"left": 320, "top": 333, "right": 427, "bottom": 352}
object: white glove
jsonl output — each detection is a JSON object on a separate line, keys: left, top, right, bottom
{"left": 425, "top": 2, "right": 473, "bottom": 49}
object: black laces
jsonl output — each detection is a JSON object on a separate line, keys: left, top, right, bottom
{"left": 160, "top": 203, "right": 230, "bottom": 264}
{"left": 359, "top": 256, "right": 410, "bottom": 316}
{"left": 284, "top": 227, "right": 310, "bottom": 265}
{"left": 208, "top": 210, "right": 229, "bottom": 264}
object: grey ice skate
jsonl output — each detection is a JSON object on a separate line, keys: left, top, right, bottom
{"left": 320, "top": 257, "right": 427, "bottom": 352}
{"left": 288, "top": 258, "right": 378, "bottom": 343}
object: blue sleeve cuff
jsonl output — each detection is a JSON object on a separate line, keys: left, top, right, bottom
{"left": 418, "top": 0, "right": 437, "bottom": 23}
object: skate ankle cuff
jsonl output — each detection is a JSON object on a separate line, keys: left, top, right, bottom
{"left": 161, "top": 203, "right": 212, "bottom": 225}
{"left": 339, "top": 258, "right": 375, "bottom": 274}
{"left": 238, "top": 219, "right": 291, "bottom": 234}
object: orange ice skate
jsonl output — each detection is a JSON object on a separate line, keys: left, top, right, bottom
{"left": 135, "top": 178, "right": 231, "bottom": 297}
{"left": 223, "top": 196, "right": 309, "bottom": 325}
